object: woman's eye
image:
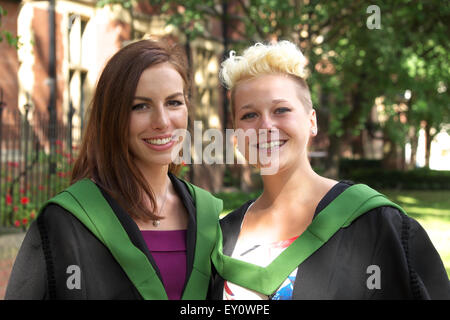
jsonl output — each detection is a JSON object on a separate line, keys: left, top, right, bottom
{"left": 240, "top": 112, "right": 257, "bottom": 120}
{"left": 132, "top": 103, "right": 149, "bottom": 111}
{"left": 275, "top": 107, "right": 291, "bottom": 114}
{"left": 167, "top": 100, "right": 184, "bottom": 107}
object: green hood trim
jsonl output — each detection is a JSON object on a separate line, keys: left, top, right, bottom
{"left": 211, "top": 184, "right": 405, "bottom": 295}
{"left": 39, "top": 178, "right": 222, "bottom": 300}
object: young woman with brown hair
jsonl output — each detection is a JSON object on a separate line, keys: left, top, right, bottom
{"left": 6, "top": 39, "right": 222, "bottom": 300}
{"left": 210, "top": 41, "right": 449, "bottom": 300}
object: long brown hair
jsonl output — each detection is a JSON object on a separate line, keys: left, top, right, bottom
{"left": 71, "top": 39, "right": 190, "bottom": 222}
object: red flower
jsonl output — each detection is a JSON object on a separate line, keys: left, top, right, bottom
{"left": 181, "top": 161, "right": 186, "bottom": 167}
{"left": 6, "top": 194, "right": 12, "bottom": 205}
{"left": 8, "top": 161, "right": 19, "bottom": 168}
{"left": 55, "top": 139, "right": 63, "bottom": 146}
{"left": 22, "top": 218, "right": 28, "bottom": 225}
{"left": 14, "top": 220, "right": 20, "bottom": 227}
{"left": 30, "top": 211, "right": 36, "bottom": 219}
{"left": 13, "top": 206, "right": 18, "bottom": 212}
{"left": 21, "top": 197, "right": 29, "bottom": 205}
{"left": 57, "top": 172, "right": 65, "bottom": 178}
{"left": 38, "top": 185, "right": 45, "bottom": 191}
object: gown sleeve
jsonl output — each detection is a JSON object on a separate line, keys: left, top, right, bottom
{"left": 4, "top": 218, "right": 48, "bottom": 300}
{"left": 407, "top": 216, "right": 450, "bottom": 299}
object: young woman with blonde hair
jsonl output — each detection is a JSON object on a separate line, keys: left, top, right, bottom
{"left": 211, "top": 41, "right": 449, "bottom": 300}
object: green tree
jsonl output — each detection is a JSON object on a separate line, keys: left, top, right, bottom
{"left": 101, "top": 0, "right": 450, "bottom": 174}
{"left": 145, "top": 0, "right": 382, "bottom": 176}
{"left": 380, "top": 1, "right": 450, "bottom": 168}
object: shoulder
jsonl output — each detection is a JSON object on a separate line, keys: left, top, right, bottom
{"left": 37, "top": 203, "right": 90, "bottom": 237}
{"left": 37, "top": 180, "right": 100, "bottom": 226}
{"left": 363, "top": 205, "right": 406, "bottom": 230}
{"left": 220, "top": 200, "right": 254, "bottom": 230}
{"left": 39, "top": 202, "right": 77, "bottom": 222}
{"left": 38, "top": 179, "right": 102, "bottom": 219}
{"left": 333, "top": 182, "right": 407, "bottom": 228}
{"left": 346, "top": 202, "right": 424, "bottom": 249}
{"left": 349, "top": 195, "right": 405, "bottom": 226}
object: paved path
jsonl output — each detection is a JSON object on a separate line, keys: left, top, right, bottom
{"left": 0, "top": 232, "right": 25, "bottom": 299}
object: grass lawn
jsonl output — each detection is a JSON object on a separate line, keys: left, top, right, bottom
{"left": 214, "top": 189, "right": 450, "bottom": 278}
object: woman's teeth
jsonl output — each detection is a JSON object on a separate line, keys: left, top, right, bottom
{"left": 258, "top": 140, "right": 285, "bottom": 149}
{"left": 144, "top": 137, "right": 172, "bottom": 145}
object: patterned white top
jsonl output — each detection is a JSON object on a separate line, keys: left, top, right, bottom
{"left": 223, "top": 203, "right": 299, "bottom": 300}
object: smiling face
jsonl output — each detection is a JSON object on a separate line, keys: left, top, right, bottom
{"left": 233, "top": 73, "right": 317, "bottom": 174}
{"left": 128, "top": 62, "right": 188, "bottom": 171}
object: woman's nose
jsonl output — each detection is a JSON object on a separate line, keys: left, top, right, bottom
{"left": 259, "top": 114, "right": 275, "bottom": 130}
{"left": 151, "top": 106, "right": 169, "bottom": 130}
{"left": 258, "top": 115, "right": 279, "bottom": 139}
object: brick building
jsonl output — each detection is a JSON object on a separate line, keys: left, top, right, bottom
{"left": 0, "top": 0, "right": 227, "bottom": 194}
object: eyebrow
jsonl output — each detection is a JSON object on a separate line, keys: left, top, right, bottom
{"left": 272, "top": 99, "right": 289, "bottom": 104}
{"left": 239, "top": 99, "right": 289, "bottom": 111}
{"left": 134, "top": 92, "right": 184, "bottom": 102}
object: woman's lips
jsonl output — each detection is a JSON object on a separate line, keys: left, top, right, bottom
{"left": 252, "top": 140, "right": 287, "bottom": 150}
{"left": 142, "top": 135, "right": 175, "bottom": 151}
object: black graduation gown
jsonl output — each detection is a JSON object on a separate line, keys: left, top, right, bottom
{"left": 210, "top": 182, "right": 450, "bottom": 300}
{"left": 5, "top": 174, "right": 208, "bottom": 300}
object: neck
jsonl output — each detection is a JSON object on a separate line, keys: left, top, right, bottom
{"left": 257, "top": 161, "right": 333, "bottom": 211}
{"left": 137, "top": 162, "right": 171, "bottom": 196}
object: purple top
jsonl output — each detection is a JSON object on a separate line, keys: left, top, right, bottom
{"left": 141, "top": 230, "right": 187, "bottom": 300}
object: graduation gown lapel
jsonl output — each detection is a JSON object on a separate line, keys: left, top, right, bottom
{"left": 97, "top": 185, "right": 163, "bottom": 284}
{"left": 39, "top": 176, "right": 222, "bottom": 300}
{"left": 212, "top": 184, "right": 405, "bottom": 296}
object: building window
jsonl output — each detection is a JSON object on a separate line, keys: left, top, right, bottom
{"left": 67, "top": 13, "right": 89, "bottom": 140}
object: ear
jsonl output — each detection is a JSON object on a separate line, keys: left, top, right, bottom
{"left": 310, "top": 109, "right": 318, "bottom": 136}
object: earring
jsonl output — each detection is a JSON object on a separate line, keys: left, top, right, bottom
{"left": 311, "top": 128, "right": 317, "bottom": 135}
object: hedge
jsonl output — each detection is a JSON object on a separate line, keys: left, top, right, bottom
{"left": 341, "top": 165, "right": 450, "bottom": 190}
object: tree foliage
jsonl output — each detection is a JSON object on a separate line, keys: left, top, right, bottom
{"left": 99, "top": 0, "right": 450, "bottom": 170}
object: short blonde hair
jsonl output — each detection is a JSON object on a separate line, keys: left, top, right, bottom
{"left": 220, "top": 41, "right": 313, "bottom": 118}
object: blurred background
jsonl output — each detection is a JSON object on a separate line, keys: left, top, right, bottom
{"left": 0, "top": 0, "right": 449, "bottom": 298}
